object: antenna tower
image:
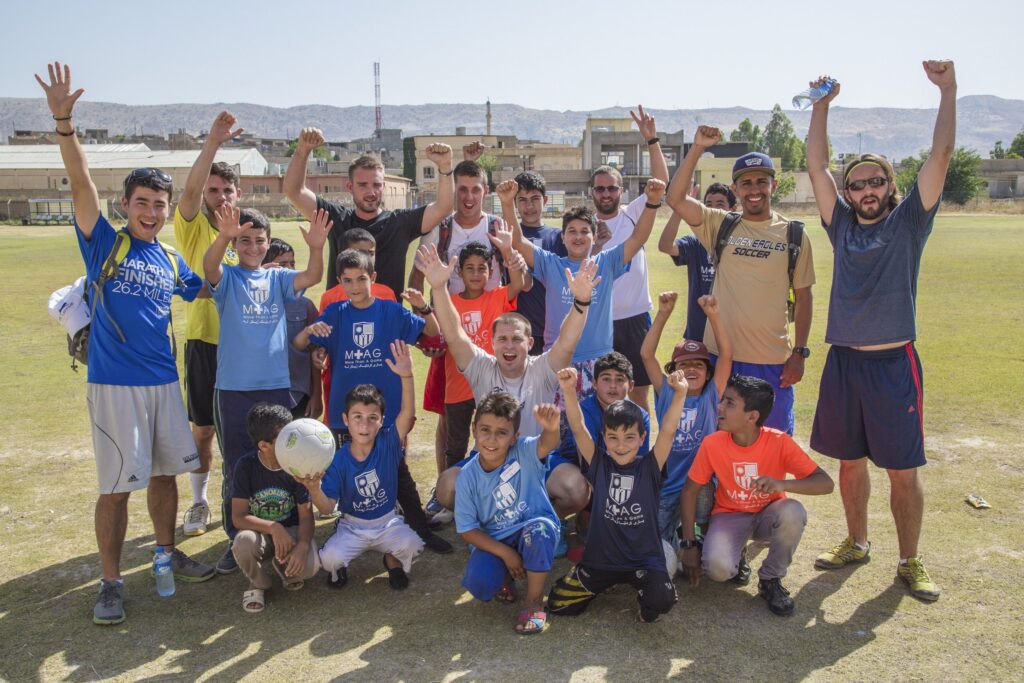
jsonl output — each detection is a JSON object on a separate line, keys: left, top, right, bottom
{"left": 374, "top": 62, "right": 383, "bottom": 135}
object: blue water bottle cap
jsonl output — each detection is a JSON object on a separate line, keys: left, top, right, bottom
{"left": 155, "top": 546, "right": 164, "bottom": 553}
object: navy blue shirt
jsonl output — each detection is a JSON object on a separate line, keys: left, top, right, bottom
{"left": 232, "top": 452, "right": 309, "bottom": 528}
{"left": 583, "top": 448, "right": 666, "bottom": 572}
{"left": 556, "top": 394, "right": 650, "bottom": 467}
{"left": 518, "top": 225, "right": 567, "bottom": 340}
{"left": 671, "top": 235, "right": 715, "bottom": 341}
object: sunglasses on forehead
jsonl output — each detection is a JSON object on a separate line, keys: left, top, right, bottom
{"left": 846, "top": 176, "right": 888, "bottom": 192}
{"left": 124, "top": 167, "right": 172, "bottom": 189}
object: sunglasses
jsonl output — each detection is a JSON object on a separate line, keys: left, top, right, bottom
{"left": 845, "top": 177, "right": 888, "bottom": 192}
{"left": 124, "top": 167, "right": 172, "bottom": 189}
{"left": 592, "top": 185, "right": 621, "bottom": 194}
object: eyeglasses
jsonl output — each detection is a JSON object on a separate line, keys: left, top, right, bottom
{"left": 845, "top": 177, "right": 888, "bottom": 192}
{"left": 124, "top": 167, "right": 172, "bottom": 189}
{"left": 592, "top": 185, "right": 621, "bottom": 194}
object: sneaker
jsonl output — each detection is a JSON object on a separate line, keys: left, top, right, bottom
{"left": 730, "top": 549, "right": 751, "bottom": 586}
{"left": 93, "top": 579, "right": 125, "bottom": 625}
{"left": 758, "top": 577, "right": 794, "bottom": 616}
{"left": 182, "top": 502, "right": 211, "bottom": 537}
{"left": 897, "top": 557, "right": 940, "bottom": 602}
{"left": 170, "top": 548, "right": 216, "bottom": 582}
{"left": 327, "top": 567, "right": 348, "bottom": 589}
{"left": 424, "top": 492, "right": 453, "bottom": 527}
{"left": 216, "top": 545, "right": 239, "bottom": 574}
{"left": 554, "top": 521, "right": 568, "bottom": 559}
{"left": 815, "top": 537, "right": 871, "bottom": 569}
{"left": 421, "top": 530, "right": 454, "bottom": 554}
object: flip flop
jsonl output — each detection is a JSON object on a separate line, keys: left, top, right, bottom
{"left": 495, "top": 582, "right": 518, "bottom": 604}
{"left": 515, "top": 609, "right": 548, "bottom": 635}
{"left": 242, "top": 588, "right": 265, "bottom": 614}
{"left": 272, "top": 558, "right": 304, "bottom": 591}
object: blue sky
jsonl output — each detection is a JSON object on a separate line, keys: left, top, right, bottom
{"left": 2, "top": 0, "right": 1020, "bottom": 110}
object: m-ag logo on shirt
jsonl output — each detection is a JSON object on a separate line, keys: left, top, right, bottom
{"left": 733, "top": 462, "right": 759, "bottom": 490}
{"left": 353, "top": 322, "right": 374, "bottom": 349}
{"left": 355, "top": 469, "right": 380, "bottom": 498}
{"left": 461, "top": 310, "right": 482, "bottom": 336}
{"left": 245, "top": 279, "right": 271, "bottom": 310}
{"left": 608, "top": 473, "right": 635, "bottom": 505}
{"left": 492, "top": 481, "right": 517, "bottom": 510}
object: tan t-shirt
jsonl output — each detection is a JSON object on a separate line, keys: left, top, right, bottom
{"left": 690, "top": 204, "right": 815, "bottom": 364}
{"left": 173, "top": 207, "right": 238, "bottom": 345}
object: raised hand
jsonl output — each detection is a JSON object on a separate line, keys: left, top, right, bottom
{"left": 667, "top": 368, "right": 689, "bottom": 395}
{"left": 697, "top": 294, "right": 719, "bottom": 316}
{"left": 810, "top": 75, "right": 841, "bottom": 106}
{"left": 694, "top": 125, "right": 722, "bottom": 148}
{"left": 658, "top": 291, "right": 678, "bottom": 315}
{"left": 414, "top": 243, "right": 455, "bottom": 288}
{"left": 923, "top": 60, "right": 956, "bottom": 91}
{"left": 34, "top": 62, "right": 85, "bottom": 118}
{"left": 385, "top": 340, "right": 414, "bottom": 378}
{"left": 593, "top": 220, "right": 612, "bottom": 252}
{"left": 534, "top": 403, "right": 561, "bottom": 432}
{"left": 566, "top": 259, "right": 602, "bottom": 302}
{"left": 556, "top": 367, "right": 578, "bottom": 393}
{"left": 297, "top": 128, "right": 324, "bottom": 154}
{"left": 209, "top": 111, "right": 244, "bottom": 145}
{"left": 506, "top": 249, "right": 527, "bottom": 273}
{"left": 401, "top": 287, "right": 427, "bottom": 310}
{"left": 293, "top": 471, "right": 324, "bottom": 490}
{"left": 645, "top": 178, "right": 667, "bottom": 205}
{"left": 462, "top": 141, "right": 486, "bottom": 162}
{"left": 488, "top": 223, "right": 514, "bottom": 254}
{"left": 630, "top": 104, "right": 657, "bottom": 140}
{"left": 426, "top": 143, "right": 454, "bottom": 169}
{"left": 298, "top": 208, "right": 333, "bottom": 249}
{"left": 214, "top": 205, "right": 251, "bottom": 241}
{"left": 495, "top": 179, "right": 518, "bottom": 204}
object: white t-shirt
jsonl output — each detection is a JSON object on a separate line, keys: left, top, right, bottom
{"left": 423, "top": 214, "right": 502, "bottom": 295}
{"left": 460, "top": 346, "right": 558, "bottom": 438}
{"left": 599, "top": 195, "right": 651, "bottom": 320}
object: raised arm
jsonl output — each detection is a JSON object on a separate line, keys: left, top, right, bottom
{"left": 534, "top": 403, "right": 564, "bottom": 459}
{"left": 384, "top": 341, "right": 416, "bottom": 440}
{"left": 807, "top": 76, "right": 841, "bottom": 224}
{"left": 641, "top": 292, "right": 676, "bottom": 393}
{"left": 917, "top": 60, "right": 957, "bottom": 211}
{"left": 401, "top": 288, "right": 441, "bottom": 337}
{"left": 622, "top": 178, "right": 665, "bottom": 263}
{"left": 179, "top": 111, "right": 243, "bottom": 221}
{"left": 415, "top": 244, "right": 476, "bottom": 370}
{"left": 700, "top": 295, "right": 732, "bottom": 397}
{"left": 557, "top": 368, "right": 594, "bottom": 464}
{"left": 204, "top": 206, "right": 248, "bottom": 286}
{"left": 657, "top": 212, "right": 684, "bottom": 256}
{"left": 293, "top": 209, "right": 332, "bottom": 291}
{"left": 488, "top": 223, "right": 527, "bottom": 298}
{"left": 283, "top": 128, "right": 323, "bottom": 221}
{"left": 546, "top": 259, "right": 602, "bottom": 371}
{"left": 495, "top": 180, "right": 535, "bottom": 269}
{"left": 35, "top": 62, "right": 99, "bottom": 237}
{"left": 653, "top": 370, "right": 688, "bottom": 469}
{"left": 632, "top": 105, "right": 669, "bottom": 183}
{"left": 666, "top": 126, "right": 721, "bottom": 228}
{"left": 420, "top": 144, "right": 455, "bottom": 233}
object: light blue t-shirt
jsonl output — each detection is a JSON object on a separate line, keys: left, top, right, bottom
{"left": 455, "top": 436, "right": 558, "bottom": 540}
{"left": 321, "top": 425, "right": 402, "bottom": 520}
{"left": 211, "top": 265, "right": 302, "bottom": 391}
{"left": 532, "top": 242, "right": 628, "bottom": 362}
{"left": 75, "top": 215, "right": 201, "bottom": 386}
{"left": 655, "top": 376, "right": 719, "bottom": 499}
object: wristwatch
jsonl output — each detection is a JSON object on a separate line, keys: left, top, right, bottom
{"left": 793, "top": 346, "right": 810, "bottom": 358}
{"left": 679, "top": 539, "right": 699, "bottom": 550}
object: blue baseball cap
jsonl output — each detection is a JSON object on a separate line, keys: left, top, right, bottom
{"left": 732, "top": 152, "right": 776, "bottom": 180}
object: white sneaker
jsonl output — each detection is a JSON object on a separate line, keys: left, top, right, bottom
{"left": 182, "top": 502, "right": 211, "bottom": 537}
{"left": 429, "top": 507, "right": 454, "bottom": 525}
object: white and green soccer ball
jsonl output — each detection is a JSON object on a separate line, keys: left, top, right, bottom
{"left": 275, "top": 418, "right": 336, "bottom": 478}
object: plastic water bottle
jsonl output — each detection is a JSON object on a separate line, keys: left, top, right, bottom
{"left": 154, "top": 546, "right": 176, "bottom": 597}
{"left": 792, "top": 79, "right": 836, "bottom": 110}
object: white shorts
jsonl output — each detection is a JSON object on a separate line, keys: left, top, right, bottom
{"left": 87, "top": 382, "right": 199, "bottom": 494}
{"left": 319, "top": 511, "right": 424, "bottom": 573}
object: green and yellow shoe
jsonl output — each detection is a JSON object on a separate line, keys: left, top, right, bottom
{"left": 815, "top": 536, "right": 871, "bottom": 569}
{"left": 897, "top": 556, "right": 940, "bottom": 602}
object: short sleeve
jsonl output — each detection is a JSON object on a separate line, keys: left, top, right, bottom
{"left": 174, "top": 254, "right": 202, "bottom": 302}
{"left": 291, "top": 480, "right": 310, "bottom": 505}
{"left": 624, "top": 194, "right": 648, "bottom": 223}
{"left": 396, "top": 304, "right": 427, "bottom": 343}
{"left": 531, "top": 247, "right": 558, "bottom": 286}
{"left": 690, "top": 204, "right": 729, "bottom": 253}
{"left": 320, "top": 458, "right": 343, "bottom": 501}
{"left": 782, "top": 436, "right": 820, "bottom": 479}
{"left": 309, "top": 303, "right": 340, "bottom": 347}
{"left": 209, "top": 264, "right": 236, "bottom": 301}
{"left": 687, "top": 443, "right": 714, "bottom": 485}
{"left": 75, "top": 214, "right": 117, "bottom": 278}
{"left": 454, "top": 467, "right": 481, "bottom": 533}
{"left": 379, "top": 425, "right": 403, "bottom": 466}
{"left": 231, "top": 457, "right": 254, "bottom": 501}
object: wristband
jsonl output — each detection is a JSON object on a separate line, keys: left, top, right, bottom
{"left": 53, "top": 115, "right": 73, "bottom": 121}
{"left": 438, "top": 169, "right": 453, "bottom": 176}
{"left": 573, "top": 298, "right": 592, "bottom": 307}
{"left": 645, "top": 202, "right": 662, "bottom": 210}
{"left": 413, "top": 304, "right": 434, "bottom": 316}
{"left": 646, "top": 136, "right": 660, "bottom": 145}
{"left": 55, "top": 128, "right": 76, "bottom": 137}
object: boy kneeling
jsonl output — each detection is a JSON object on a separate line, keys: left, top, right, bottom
{"left": 680, "top": 376, "right": 834, "bottom": 616}
{"left": 548, "top": 367, "right": 685, "bottom": 623}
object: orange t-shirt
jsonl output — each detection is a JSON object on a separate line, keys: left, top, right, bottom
{"left": 445, "top": 287, "right": 516, "bottom": 404}
{"left": 688, "top": 428, "right": 820, "bottom": 515}
{"left": 319, "top": 282, "right": 397, "bottom": 312}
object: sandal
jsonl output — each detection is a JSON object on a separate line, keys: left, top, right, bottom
{"left": 495, "top": 582, "right": 518, "bottom": 604}
{"left": 242, "top": 588, "right": 265, "bottom": 614}
{"left": 272, "top": 558, "right": 304, "bottom": 591}
{"left": 515, "top": 609, "right": 548, "bottom": 635}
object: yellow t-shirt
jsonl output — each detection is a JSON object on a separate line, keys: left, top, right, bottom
{"left": 172, "top": 206, "right": 238, "bottom": 345}
{"left": 691, "top": 204, "right": 815, "bottom": 365}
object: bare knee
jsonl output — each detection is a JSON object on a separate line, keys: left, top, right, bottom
{"left": 547, "top": 466, "right": 590, "bottom": 515}
{"left": 887, "top": 467, "right": 920, "bottom": 491}
{"left": 436, "top": 466, "right": 461, "bottom": 510}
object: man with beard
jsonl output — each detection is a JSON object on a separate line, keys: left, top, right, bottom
{"left": 805, "top": 62, "right": 957, "bottom": 602}
{"left": 175, "top": 111, "right": 245, "bottom": 546}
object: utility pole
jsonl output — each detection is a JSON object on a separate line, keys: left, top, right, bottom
{"left": 374, "top": 61, "right": 383, "bottom": 137}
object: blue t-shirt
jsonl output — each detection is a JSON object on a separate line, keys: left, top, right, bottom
{"left": 231, "top": 451, "right": 310, "bottom": 528}
{"left": 584, "top": 448, "right": 665, "bottom": 572}
{"left": 75, "top": 215, "right": 201, "bottom": 386}
{"left": 532, "top": 242, "right": 628, "bottom": 362}
{"left": 671, "top": 235, "right": 715, "bottom": 341}
{"left": 823, "top": 183, "right": 938, "bottom": 346}
{"left": 321, "top": 425, "right": 403, "bottom": 520}
{"left": 310, "top": 299, "right": 425, "bottom": 429}
{"left": 556, "top": 394, "right": 650, "bottom": 466}
{"left": 517, "top": 225, "right": 567, "bottom": 339}
{"left": 655, "top": 377, "right": 719, "bottom": 499}
{"left": 455, "top": 436, "right": 558, "bottom": 540}
{"left": 212, "top": 265, "right": 302, "bottom": 391}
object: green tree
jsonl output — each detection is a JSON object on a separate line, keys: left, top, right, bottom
{"left": 895, "top": 153, "right": 926, "bottom": 195}
{"left": 990, "top": 140, "right": 1006, "bottom": 159}
{"left": 782, "top": 136, "right": 807, "bottom": 172}
{"left": 730, "top": 118, "right": 763, "bottom": 151}
{"left": 1007, "top": 127, "right": 1024, "bottom": 159}
{"left": 478, "top": 153, "right": 499, "bottom": 190}
{"left": 286, "top": 139, "right": 330, "bottom": 160}
{"left": 763, "top": 105, "right": 794, "bottom": 161}
{"left": 896, "top": 147, "right": 985, "bottom": 205}
{"left": 772, "top": 172, "right": 797, "bottom": 203}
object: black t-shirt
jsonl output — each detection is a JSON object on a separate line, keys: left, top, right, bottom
{"left": 318, "top": 196, "right": 428, "bottom": 296}
{"left": 583, "top": 448, "right": 666, "bottom": 572}
{"left": 231, "top": 452, "right": 310, "bottom": 528}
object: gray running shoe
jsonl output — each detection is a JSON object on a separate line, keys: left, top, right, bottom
{"left": 93, "top": 579, "right": 125, "bottom": 625}
{"left": 171, "top": 548, "right": 216, "bottom": 582}
{"left": 216, "top": 544, "right": 239, "bottom": 574}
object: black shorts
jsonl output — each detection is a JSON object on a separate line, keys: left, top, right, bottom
{"left": 810, "top": 343, "right": 926, "bottom": 470}
{"left": 612, "top": 312, "right": 653, "bottom": 386}
{"left": 184, "top": 340, "right": 218, "bottom": 427}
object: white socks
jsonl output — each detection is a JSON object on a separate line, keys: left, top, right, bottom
{"left": 190, "top": 471, "right": 210, "bottom": 506}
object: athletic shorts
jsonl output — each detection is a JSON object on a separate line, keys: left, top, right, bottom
{"left": 718, "top": 357, "right": 794, "bottom": 435}
{"left": 461, "top": 518, "right": 558, "bottom": 601}
{"left": 423, "top": 355, "right": 445, "bottom": 415}
{"left": 613, "top": 312, "right": 653, "bottom": 387}
{"left": 87, "top": 382, "right": 199, "bottom": 494}
{"left": 184, "top": 340, "right": 218, "bottom": 427}
{"left": 810, "top": 343, "right": 926, "bottom": 470}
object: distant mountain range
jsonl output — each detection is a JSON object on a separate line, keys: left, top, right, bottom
{"left": 2, "top": 95, "right": 1021, "bottom": 162}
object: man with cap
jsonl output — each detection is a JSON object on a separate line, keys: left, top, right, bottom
{"left": 803, "top": 62, "right": 957, "bottom": 602}
{"left": 665, "top": 128, "right": 814, "bottom": 434}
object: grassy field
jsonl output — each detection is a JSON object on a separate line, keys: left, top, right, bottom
{"left": 0, "top": 214, "right": 1022, "bottom": 682}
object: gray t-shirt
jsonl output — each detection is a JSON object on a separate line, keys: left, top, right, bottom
{"left": 823, "top": 183, "right": 938, "bottom": 346}
{"left": 460, "top": 346, "right": 558, "bottom": 437}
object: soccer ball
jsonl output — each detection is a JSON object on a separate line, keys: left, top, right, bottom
{"left": 663, "top": 540, "right": 679, "bottom": 577}
{"left": 275, "top": 418, "right": 336, "bottom": 478}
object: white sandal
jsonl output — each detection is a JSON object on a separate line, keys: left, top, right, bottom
{"left": 242, "top": 588, "right": 265, "bottom": 613}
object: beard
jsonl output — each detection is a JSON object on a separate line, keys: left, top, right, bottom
{"left": 355, "top": 196, "right": 381, "bottom": 213}
{"left": 593, "top": 196, "right": 618, "bottom": 215}
{"left": 852, "top": 194, "right": 891, "bottom": 221}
